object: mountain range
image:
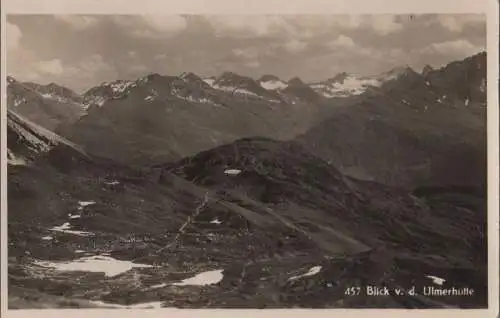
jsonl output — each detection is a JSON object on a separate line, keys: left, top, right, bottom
{"left": 297, "top": 52, "right": 486, "bottom": 189}
{"left": 7, "top": 51, "right": 486, "bottom": 189}
{"left": 6, "top": 51, "right": 488, "bottom": 309}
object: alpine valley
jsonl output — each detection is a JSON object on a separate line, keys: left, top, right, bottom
{"left": 6, "top": 52, "right": 487, "bottom": 309}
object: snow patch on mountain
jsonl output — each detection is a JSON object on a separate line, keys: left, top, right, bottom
{"left": 203, "top": 78, "right": 216, "bottom": 86}
{"left": 49, "top": 222, "right": 94, "bottom": 237}
{"left": 172, "top": 269, "right": 224, "bottom": 286}
{"left": 83, "top": 80, "right": 138, "bottom": 108}
{"left": 8, "top": 79, "right": 87, "bottom": 115}
{"left": 13, "top": 97, "right": 28, "bottom": 107}
{"left": 104, "top": 180, "right": 120, "bottom": 186}
{"left": 260, "top": 80, "right": 288, "bottom": 91}
{"left": 144, "top": 89, "right": 159, "bottom": 102}
{"left": 39, "top": 92, "right": 80, "bottom": 105}
{"left": 480, "top": 78, "right": 486, "bottom": 93}
{"left": 426, "top": 275, "right": 446, "bottom": 286}
{"left": 78, "top": 201, "right": 96, "bottom": 207}
{"left": 171, "top": 87, "right": 223, "bottom": 107}
{"left": 7, "top": 149, "right": 27, "bottom": 166}
{"left": 90, "top": 300, "right": 163, "bottom": 309}
{"left": 311, "top": 75, "right": 381, "bottom": 98}
{"left": 109, "top": 81, "right": 137, "bottom": 94}
{"left": 33, "top": 255, "right": 154, "bottom": 277}
{"left": 210, "top": 218, "right": 222, "bottom": 225}
{"left": 89, "top": 96, "right": 107, "bottom": 107}
{"left": 175, "top": 94, "right": 217, "bottom": 105}
{"left": 211, "top": 84, "right": 262, "bottom": 99}
{"left": 288, "top": 266, "right": 322, "bottom": 281}
{"left": 217, "top": 85, "right": 275, "bottom": 101}
{"left": 224, "top": 169, "right": 241, "bottom": 175}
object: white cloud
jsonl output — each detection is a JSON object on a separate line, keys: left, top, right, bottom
{"left": 341, "top": 16, "right": 364, "bottom": 29}
{"left": 22, "top": 72, "right": 42, "bottom": 81}
{"left": 63, "top": 54, "right": 118, "bottom": 90}
{"left": 438, "top": 16, "right": 463, "bottom": 32}
{"left": 244, "top": 61, "right": 260, "bottom": 68}
{"left": 360, "top": 47, "right": 405, "bottom": 61}
{"left": 325, "top": 35, "right": 403, "bottom": 63}
{"left": 131, "top": 30, "right": 157, "bottom": 38}
{"left": 328, "top": 35, "right": 355, "bottom": 49}
{"left": 206, "top": 15, "right": 405, "bottom": 39}
{"left": 282, "top": 15, "right": 402, "bottom": 37}
{"left": 6, "top": 25, "right": 38, "bottom": 79}
{"left": 33, "top": 59, "right": 64, "bottom": 75}
{"left": 111, "top": 15, "right": 187, "bottom": 38}
{"left": 437, "top": 14, "right": 486, "bottom": 32}
{"left": 142, "top": 15, "right": 187, "bottom": 33}
{"left": 78, "top": 54, "right": 114, "bottom": 73}
{"left": 276, "top": 16, "right": 353, "bottom": 38}
{"left": 421, "top": 39, "right": 484, "bottom": 57}
{"left": 207, "top": 15, "right": 292, "bottom": 37}
{"left": 207, "top": 15, "right": 372, "bottom": 38}
{"left": 369, "top": 15, "right": 403, "bottom": 35}
{"left": 63, "top": 54, "right": 116, "bottom": 80}
{"left": 154, "top": 54, "right": 168, "bottom": 61}
{"left": 232, "top": 47, "right": 260, "bottom": 59}
{"left": 130, "top": 64, "right": 149, "bottom": 73}
{"left": 232, "top": 48, "right": 245, "bottom": 57}
{"left": 288, "top": 16, "right": 362, "bottom": 33}
{"left": 387, "top": 48, "right": 405, "bottom": 59}
{"left": 54, "top": 15, "right": 100, "bottom": 30}
{"left": 283, "top": 40, "right": 307, "bottom": 53}
{"left": 7, "top": 22, "right": 22, "bottom": 50}
{"left": 9, "top": 53, "right": 117, "bottom": 90}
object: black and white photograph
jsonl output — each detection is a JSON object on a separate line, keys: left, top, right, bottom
{"left": 2, "top": 2, "right": 497, "bottom": 314}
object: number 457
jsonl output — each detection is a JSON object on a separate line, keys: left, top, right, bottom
{"left": 345, "top": 287, "right": 361, "bottom": 296}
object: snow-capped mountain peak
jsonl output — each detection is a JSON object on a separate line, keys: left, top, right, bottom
{"left": 8, "top": 77, "right": 84, "bottom": 105}
{"left": 7, "top": 76, "right": 87, "bottom": 128}
{"left": 310, "top": 73, "right": 382, "bottom": 98}
{"left": 379, "top": 65, "right": 417, "bottom": 81}
{"left": 256, "top": 74, "right": 288, "bottom": 91}
{"left": 260, "top": 80, "right": 288, "bottom": 91}
{"left": 309, "top": 64, "right": 423, "bottom": 99}
{"left": 83, "top": 79, "right": 138, "bottom": 107}
{"left": 210, "top": 72, "right": 263, "bottom": 97}
{"left": 108, "top": 80, "right": 137, "bottom": 94}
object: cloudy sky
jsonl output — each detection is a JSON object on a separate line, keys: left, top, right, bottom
{"left": 6, "top": 14, "right": 486, "bottom": 93}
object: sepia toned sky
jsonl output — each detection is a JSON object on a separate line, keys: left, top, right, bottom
{"left": 6, "top": 14, "right": 486, "bottom": 93}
